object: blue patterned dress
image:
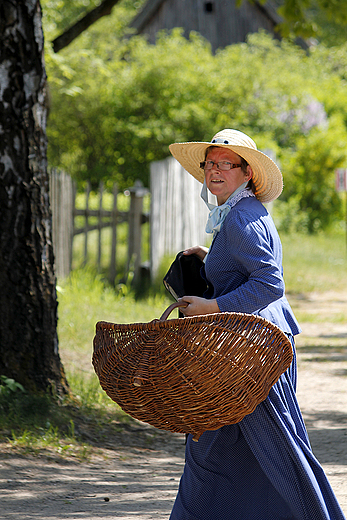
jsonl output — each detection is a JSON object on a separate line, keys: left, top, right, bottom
{"left": 170, "top": 195, "right": 345, "bottom": 520}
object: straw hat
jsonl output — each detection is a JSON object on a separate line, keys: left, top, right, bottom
{"left": 169, "top": 129, "right": 283, "bottom": 203}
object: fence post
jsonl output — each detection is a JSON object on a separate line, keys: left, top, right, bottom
{"left": 97, "top": 182, "right": 104, "bottom": 271}
{"left": 109, "top": 184, "right": 118, "bottom": 285}
{"left": 126, "top": 180, "right": 148, "bottom": 285}
{"left": 83, "top": 182, "right": 91, "bottom": 265}
{"left": 71, "top": 181, "right": 77, "bottom": 270}
{"left": 49, "top": 169, "right": 74, "bottom": 279}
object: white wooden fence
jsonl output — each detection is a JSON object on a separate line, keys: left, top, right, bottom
{"left": 150, "top": 157, "right": 212, "bottom": 277}
{"left": 50, "top": 159, "right": 214, "bottom": 282}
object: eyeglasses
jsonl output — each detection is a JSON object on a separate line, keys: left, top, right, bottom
{"left": 200, "top": 160, "right": 242, "bottom": 171}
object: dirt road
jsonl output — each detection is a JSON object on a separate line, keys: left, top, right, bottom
{"left": 1, "top": 292, "right": 346, "bottom": 519}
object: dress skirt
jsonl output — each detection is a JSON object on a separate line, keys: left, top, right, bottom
{"left": 170, "top": 337, "right": 345, "bottom": 520}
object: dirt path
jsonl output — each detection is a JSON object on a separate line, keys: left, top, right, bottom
{"left": 294, "top": 291, "right": 347, "bottom": 514}
{"left": 0, "top": 429, "right": 186, "bottom": 520}
{"left": 1, "top": 292, "right": 347, "bottom": 519}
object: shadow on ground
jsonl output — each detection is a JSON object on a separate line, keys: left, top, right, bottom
{"left": 303, "top": 410, "right": 347, "bottom": 465}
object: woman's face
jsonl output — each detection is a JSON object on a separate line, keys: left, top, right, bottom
{"left": 204, "top": 147, "right": 252, "bottom": 205}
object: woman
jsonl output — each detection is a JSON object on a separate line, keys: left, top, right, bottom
{"left": 168, "top": 129, "right": 345, "bottom": 520}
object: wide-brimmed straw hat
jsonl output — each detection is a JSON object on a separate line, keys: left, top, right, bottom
{"left": 169, "top": 129, "right": 283, "bottom": 203}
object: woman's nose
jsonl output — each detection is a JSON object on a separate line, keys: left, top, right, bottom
{"left": 210, "top": 162, "right": 221, "bottom": 171}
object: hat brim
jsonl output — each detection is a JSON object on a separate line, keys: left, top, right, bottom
{"left": 169, "top": 142, "right": 283, "bottom": 203}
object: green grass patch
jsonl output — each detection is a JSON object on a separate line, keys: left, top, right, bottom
{"left": 9, "top": 425, "right": 93, "bottom": 461}
{"left": 289, "top": 311, "right": 347, "bottom": 323}
{"left": 0, "top": 368, "right": 140, "bottom": 460}
{"left": 281, "top": 232, "right": 347, "bottom": 294}
{"left": 0, "top": 384, "right": 88, "bottom": 459}
{"left": 57, "top": 266, "right": 172, "bottom": 377}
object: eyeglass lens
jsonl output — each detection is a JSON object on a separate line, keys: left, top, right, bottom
{"left": 200, "top": 161, "right": 241, "bottom": 171}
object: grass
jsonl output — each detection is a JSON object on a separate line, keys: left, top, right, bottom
{"left": 56, "top": 266, "right": 173, "bottom": 376}
{"left": 281, "top": 232, "right": 347, "bottom": 294}
{"left": 1, "top": 230, "right": 346, "bottom": 457}
{"left": 289, "top": 309, "right": 347, "bottom": 324}
{"left": 9, "top": 425, "right": 93, "bottom": 461}
{"left": 0, "top": 383, "right": 91, "bottom": 460}
{"left": 280, "top": 231, "right": 347, "bottom": 323}
{"left": 0, "top": 361, "right": 145, "bottom": 460}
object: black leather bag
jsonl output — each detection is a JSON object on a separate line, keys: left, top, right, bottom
{"left": 163, "top": 251, "right": 208, "bottom": 300}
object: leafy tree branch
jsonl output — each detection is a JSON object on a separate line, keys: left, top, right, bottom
{"left": 52, "top": 0, "right": 121, "bottom": 52}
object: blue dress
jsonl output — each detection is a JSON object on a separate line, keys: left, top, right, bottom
{"left": 170, "top": 195, "right": 345, "bottom": 520}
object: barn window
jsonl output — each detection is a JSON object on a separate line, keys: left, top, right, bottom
{"left": 204, "top": 2, "right": 214, "bottom": 13}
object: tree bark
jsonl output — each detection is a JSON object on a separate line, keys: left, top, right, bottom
{"left": 52, "top": 0, "right": 121, "bottom": 53}
{"left": 0, "top": 0, "right": 69, "bottom": 395}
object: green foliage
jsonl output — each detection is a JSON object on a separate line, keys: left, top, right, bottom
{"left": 42, "top": 0, "right": 102, "bottom": 37}
{"left": 42, "top": 2, "right": 347, "bottom": 233}
{"left": 241, "top": 0, "right": 347, "bottom": 43}
{"left": 277, "top": 117, "right": 347, "bottom": 232}
{"left": 0, "top": 390, "right": 51, "bottom": 429}
{"left": 41, "top": 0, "right": 145, "bottom": 39}
{"left": 0, "top": 375, "right": 25, "bottom": 396}
{"left": 310, "top": 41, "right": 347, "bottom": 82}
{"left": 45, "top": 27, "right": 216, "bottom": 188}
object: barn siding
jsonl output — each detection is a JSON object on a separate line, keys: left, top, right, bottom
{"left": 131, "top": 0, "right": 279, "bottom": 52}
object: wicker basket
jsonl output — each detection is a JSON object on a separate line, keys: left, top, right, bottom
{"left": 92, "top": 302, "right": 293, "bottom": 441}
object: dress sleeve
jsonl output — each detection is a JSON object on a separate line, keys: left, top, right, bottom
{"left": 216, "top": 212, "right": 285, "bottom": 314}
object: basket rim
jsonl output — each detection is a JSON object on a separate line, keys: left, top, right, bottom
{"left": 95, "top": 310, "right": 286, "bottom": 333}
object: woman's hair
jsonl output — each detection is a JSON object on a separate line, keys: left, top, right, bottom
{"left": 240, "top": 157, "right": 256, "bottom": 194}
{"left": 204, "top": 146, "right": 256, "bottom": 194}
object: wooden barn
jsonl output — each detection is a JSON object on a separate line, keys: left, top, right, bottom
{"left": 130, "top": 0, "right": 283, "bottom": 52}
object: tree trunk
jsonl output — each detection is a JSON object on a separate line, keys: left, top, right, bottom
{"left": 0, "top": 0, "right": 69, "bottom": 395}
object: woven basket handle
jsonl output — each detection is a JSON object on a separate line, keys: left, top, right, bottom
{"left": 159, "top": 301, "right": 188, "bottom": 321}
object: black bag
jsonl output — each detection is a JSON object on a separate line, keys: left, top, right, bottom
{"left": 163, "top": 251, "right": 208, "bottom": 300}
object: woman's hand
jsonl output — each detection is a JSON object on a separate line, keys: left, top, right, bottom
{"left": 183, "top": 246, "right": 209, "bottom": 261}
{"left": 178, "top": 296, "right": 220, "bottom": 317}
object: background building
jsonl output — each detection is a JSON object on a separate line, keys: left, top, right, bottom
{"left": 130, "top": 0, "right": 282, "bottom": 52}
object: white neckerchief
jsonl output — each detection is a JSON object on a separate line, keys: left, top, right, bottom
{"left": 201, "top": 179, "right": 253, "bottom": 236}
